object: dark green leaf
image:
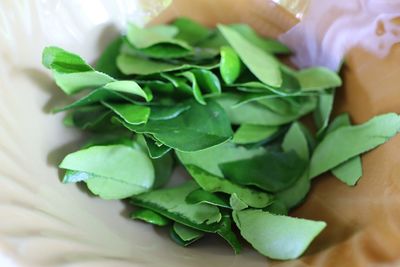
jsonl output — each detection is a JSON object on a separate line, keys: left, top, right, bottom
{"left": 191, "top": 69, "right": 221, "bottom": 95}
{"left": 131, "top": 208, "right": 170, "bottom": 226}
{"left": 143, "top": 135, "right": 172, "bottom": 159}
{"left": 96, "top": 36, "right": 124, "bottom": 78}
{"left": 282, "top": 122, "right": 309, "bottom": 160}
{"left": 116, "top": 99, "right": 233, "bottom": 152}
{"left": 149, "top": 103, "right": 190, "bottom": 120}
{"left": 220, "top": 150, "right": 307, "bottom": 192}
{"left": 173, "top": 222, "right": 204, "bottom": 242}
{"left": 177, "top": 71, "right": 206, "bottom": 104}
{"left": 152, "top": 152, "right": 174, "bottom": 189}
{"left": 186, "top": 189, "right": 231, "bottom": 209}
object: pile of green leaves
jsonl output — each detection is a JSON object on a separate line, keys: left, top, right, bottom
{"left": 43, "top": 18, "right": 400, "bottom": 260}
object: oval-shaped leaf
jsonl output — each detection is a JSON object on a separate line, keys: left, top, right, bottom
{"left": 232, "top": 209, "right": 326, "bottom": 260}
{"left": 59, "top": 145, "right": 155, "bottom": 199}
{"left": 220, "top": 46, "right": 241, "bottom": 85}
{"left": 131, "top": 208, "right": 170, "bottom": 226}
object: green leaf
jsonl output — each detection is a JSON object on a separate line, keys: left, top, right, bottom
{"left": 229, "top": 193, "right": 248, "bottom": 211}
{"left": 186, "top": 189, "right": 231, "bottom": 209}
{"left": 96, "top": 36, "right": 124, "bottom": 78}
{"left": 127, "top": 24, "right": 191, "bottom": 50}
{"left": 326, "top": 113, "right": 363, "bottom": 186}
{"left": 55, "top": 88, "right": 133, "bottom": 112}
{"left": 103, "top": 102, "right": 150, "bottom": 125}
{"left": 216, "top": 214, "right": 243, "bottom": 254}
{"left": 186, "top": 165, "right": 271, "bottom": 208}
{"left": 219, "top": 150, "right": 307, "bottom": 192}
{"left": 230, "top": 24, "right": 291, "bottom": 55}
{"left": 63, "top": 106, "right": 111, "bottom": 129}
{"left": 332, "top": 157, "right": 362, "bottom": 186}
{"left": 143, "top": 135, "right": 172, "bottom": 159}
{"left": 59, "top": 145, "right": 155, "bottom": 199}
{"left": 117, "top": 53, "right": 218, "bottom": 75}
{"left": 177, "top": 71, "right": 206, "bottom": 104}
{"left": 172, "top": 17, "right": 211, "bottom": 44}
{"left": 314, "top": 90, "right": 335, "bottom": 136}
{"left": 296, "top": 67, "right": 342, "bottom": 91}
{"left": 214, "top": 94, "right": 316, "bottom": 126}
{"left": 310, "top": 113, "right": 400, "bottom": 179}
{"left": 264, "top": 201, "right": 288, "bottom": 216}
{"left": 137, "top": 43, "right": 192, "bottom": 59}
{"left": 176, "top": 141, "right": 265, "bottom": 176}
{"left": 149, "top": 103, "right": 191, "bottom": 121}
{"left": 220, "top": 46, "right": 241, "bottom": 84}
{"left": 131, "top": 181, "right": 222, "bottom": 229}
{"left": 233, "top": 209, "right": 326, "bottom": 260}
{"left": 173, "top": 222, "right": 204, "bottom": 242}
{"left": 218, "top": 25, "right": 282, "bottom": 87}
{"left": 103, "top": 81, "right": 153, "bottom": 101}
{"left": 131, "top": 208, "right": 170, "bottom": 226}
{"left": 116, "top": 99, "right": 233, "bottom": 152}
{"left": 282, "top": 122, "right": 309, "bottom": 160}
{"left": 191, "top": 69, "right": 221, "bottom": 95}
{"left": 276, "top": 170, "right": 310, "bottom": 209}
{"left": 152, "top": 152, "right": 174, "bottom": 189}
{"left": 42, "top": 46, "right": 115, "bottom": 95}
{"left": 233, "top": 124, "right": 279, "bottom": 145}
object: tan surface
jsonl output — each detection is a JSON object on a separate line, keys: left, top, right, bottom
{"left": 0, "top": 0, "right": 400, "bottom": 266}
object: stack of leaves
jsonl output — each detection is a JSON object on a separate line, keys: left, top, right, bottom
{"left": 43, "top": 18, "right": 400, "bottom": 260}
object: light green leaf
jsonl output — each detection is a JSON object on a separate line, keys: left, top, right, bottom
{"left": 59, "top": 145, "right": 155, "bottom": 199}
{"left": 314, "top": 90, "right": 335, "bottom": 136}
{"left": 230, "top": 24, "right": 291, "bottom": 55}
{"left": 310, "top": 113, "right": 400, "bottom": 179}
{"left": 177, "top": 71, "right": 206, "bottom": 104}
{"left": 149, "top": 103, "right": 191, "bottom": 121}
{"left": 282, "top": 122, "right": 309, "bottom": 160}
{"left": 275, "top": 170, "right": 310, "bottom": 209}
{"left": 131, "top": 181, "right": 222, "bottom": 228}
{"left": 176, "top": 141, "right": 265, "bottom": 176}
{"left": 232, "top": 209, "right": 326, "bottom": 260}
{"left": 186, "top": 189, "right": 230, "bottom": 209}
{"left": 103, "top": 81, "right": 153, "bottom": 102}
{"left": 220, "top": 46, "right": 241, "bottom": 84}
{"left": 131, "top": 208, "right": 170, "bottom": 226}
{"left": 332, "top": 157, "right": 362, "bottom": 186}
{"left": 173, "top": 222, "right": 204, "bottom": 242}
{"left": 218, "top": 25, "right": 282, "bottom": 87}
{"left": 229, "top": 193, "right": 248, "bottom": 211}
{"left": 186, "top": 165, "right": 272, "bottom": 208}
{"left": 117, "top": 53, "right": 218, "bottom": 75}
{"left": 233, "top": 124, "right": 279, "bottom": 144}
{"left": 103, "top": 102, "right": 150, "bottom": 125}
{"left": 214, "top": 94, "right": 317, "bottom": 126}
{"left": 172, "top": 17, "right": 211, "bottom": 44}
{"left": 326, "top": 113, "right": 363, "bottom": 186}
{"left": 296, "top": 67, "right": 342, "bottom": 91}
{"left": 43, "top": 46, "right": 115, "bottom": 95}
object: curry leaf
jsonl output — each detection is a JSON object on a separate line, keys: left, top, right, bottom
{"left": 59, "top": 145, "right": 155, "bottom": 199}
{"left": 116, "top": 99, "right": 233, "bottom": 152}
{"left": 220, "top": 46, "right": 242, "bottom": 84}
{"left": 233, "top": 124, "right": 279, "bottom": 145}
{"left": 43, "top": 46, "right": 115, "bottom": 95}
{"left": 186, "top": 165, "right": 272, "bottom": 208}
{"left": 218, "top": 25, "right": 282, "bottom": 87}
{"left": 233, "top": 209, "right": 326, "bottom": 260}
{"left": 103, "top": 102, "right": 150, "bottom": 125}
{"left": 186, "top": 189, "right": 231, "bottom": 209}
{"left": 310, "top": 113, "right": 400, "bottom": 178}
{"left": 296, "top": 67, "right": 342, "bottom": 91}
{"left": 131, "top": 208, "right": 170, "bottom": 226}
{"left": 220, "top": 150, "right": 307, "bottom": 192}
